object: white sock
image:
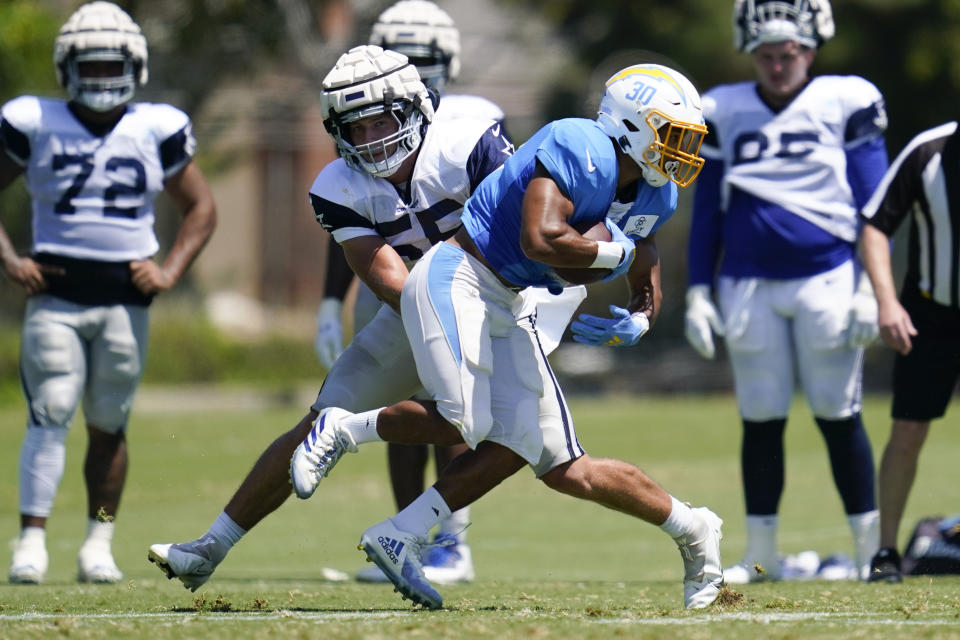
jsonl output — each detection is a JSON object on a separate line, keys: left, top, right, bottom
{"left": 659, "top": 497, "right": 697, "bottom": 539}
{"left": 848, "top": 509, "right": 879, "bottom": 579}
{"left": 391, "top": 487, "right": 451, "bottom": 537}
{"left": 341, "top": 408, "right": 384, "bottom": 446}
{"left": 743, "top": 514, "right": 779, "bottom": 574}
{"left": 82, "top": 519, "right": 115, "bottom": 550}
{"left": 438, "top": 506, "right": 470, "bottom": 544}
{"left": 208, "top": 511, "right": 246, "bottom": 549}
{"left": 19, "top": 526, "right": 46, "bottom": 549}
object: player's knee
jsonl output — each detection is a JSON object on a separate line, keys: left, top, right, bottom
{"left": 737, "top": 377, "right": 790, "bottom": 420}
{"left": 83, "top": 401, "right": 130, "bottom": 435}
{"left": 29, "top": 379, "right": 82, "bottom": 428}
{"left": 540, "top": 457, "right": 589, "bottom": 496}
{"left": 807, "top": 383, "right": 854, "bottom": 418}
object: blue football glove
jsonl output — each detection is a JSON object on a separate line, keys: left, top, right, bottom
{"left": 570, "top": 305, "right": 649, "bottom": 347}
{"left": 600, "top": 218, "right": 636, "bottom": 283}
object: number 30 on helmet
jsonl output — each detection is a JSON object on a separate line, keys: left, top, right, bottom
{"left": 597, "top": 64, "right": 708, "bottom": 189}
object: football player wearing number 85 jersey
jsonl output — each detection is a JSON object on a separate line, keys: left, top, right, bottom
{"left": 684, "top": 0, "right": 888, "bottom": 582}
{"left": 0, "top": 2, "right": 216, "bottom": 584}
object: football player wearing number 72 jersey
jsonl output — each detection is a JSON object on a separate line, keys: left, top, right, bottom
{"left": 0, "top": 1, "right": 216, "bottom": 585}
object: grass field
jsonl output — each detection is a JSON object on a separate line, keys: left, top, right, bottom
{"left": 0, "top": 391, "right": 959, "bottom": 638}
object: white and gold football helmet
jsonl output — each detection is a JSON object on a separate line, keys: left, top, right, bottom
{"left": 733, "top": 0, "right": 835, "bottom": 52}
{"left": 369, "top": 0, "right": 461, "bottom": 93}
{"left": 54, "top": 1, "right": 148, "bottom": 112}
{"left": 597, "top": 64, "right": 707, "bottom": 188}
{"left": 321, "top": 45, "right": 435, "bottom": 178}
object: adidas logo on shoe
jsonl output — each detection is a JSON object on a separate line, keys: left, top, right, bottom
{"left": 378, "top": 536, "right": 404, "bottom": 565}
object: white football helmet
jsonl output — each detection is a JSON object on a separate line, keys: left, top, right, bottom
{"left": 733, "top": 0, "right": 835, "bottom": 52}
{"left": 369, "top": 0, "right": 461, "bottom": 93}
{"left": 53, "top": 2, "right": 147, "bottom": 112}
{"left": 321, "top": 45, "right": 435, "bottom": 178}
{"left": 597, "top": 64, "right": 707, "bottom": 188}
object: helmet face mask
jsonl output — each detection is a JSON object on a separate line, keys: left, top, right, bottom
{"left": 369, "top": 0, "right": 461, "bottom": 93}
{"left": 733, "top": 0, "right": 835, "bottom": 53}
{"left": 321, "top": 45, "right": 434, "bottom": 178}
{"left": 597, "top": 64, "right": 707, "bottom": 188}
{"left": 66, "top": 49, "right": 138, "bottom": 112}
{"left": 54, "top": 2, "right": 148, "bottom": 113}
{"left": 337, "top": 102, "right": 423, "bottom": 177}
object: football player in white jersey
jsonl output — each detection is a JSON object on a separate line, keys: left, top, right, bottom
{"left": 288, "top": 63, "right": 724, "bottom": 611}
{"left": 0, "top": 2, "right": 216, "bottom": 584}
{"left": 316, "top": 0, "right": 528, "bottom": 585}
{"left": 683, "top": 0, "right": 888, "bottom": 583}
{"left": 147, "top": 44, "right": 528, "bottom": 591}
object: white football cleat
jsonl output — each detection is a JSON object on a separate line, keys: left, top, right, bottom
{"left": 290, "top": 407, "right": 358, "bottom": 499}
{"left": 422, "top": 534, "right": 475, "bottom": 585}
{"left": 9, "top": 537, "right": 48, "bottom": 584}
{"left": 78, "top": 541, "right": 123, "bottom": 583}
{"left": 675, "top": 507, "right": 725, "bottom": 609}
{"left": 359, "top": 519, "right": 442, "bottom": 609}
{"left": 148, "top": 536, "right": 221, "bottom": 592}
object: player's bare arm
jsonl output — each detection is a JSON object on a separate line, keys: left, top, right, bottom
{"left": 341, "top": 235, "right": 409, "bottom": 313}
{"left": 624, "top": 233, "right": 662, "bottom": 326}
{"left": 518, "top": 163, "right": 599, "bottom": 268}
{"left": 860, "top": 223, "right": 916, "bottom": 355}
{"left": 130, "top": 161, "right": 216, "bottom": 295}
{"left": 0, "top": 149, "right": 63, "bottom": 294}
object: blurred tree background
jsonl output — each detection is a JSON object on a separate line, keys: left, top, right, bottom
{"left": 0, "top": 0, "right": 955, "bottom": 391}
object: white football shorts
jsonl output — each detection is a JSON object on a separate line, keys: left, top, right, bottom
{"left": 19, "top": 295, "right": 148, "bottom": 433}
{"left": 718, "top": 259, "right": 864, "bottom": 420}
{"left": 314, "top": 243, "right": 586, "bottom": 474}
{"left": 400, "top": 241, "right": 585, "bottom": 468}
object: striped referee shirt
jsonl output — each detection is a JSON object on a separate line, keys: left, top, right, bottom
{"left": 861, "top": 121, "right": 960, "bottom": 308}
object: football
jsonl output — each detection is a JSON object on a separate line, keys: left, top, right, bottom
{"left": 553, "top": 219, "right": 614, "bottom": 284}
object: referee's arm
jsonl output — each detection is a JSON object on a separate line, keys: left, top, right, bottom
{"left": 860, "top": 223, "right": 916, "bottom": 355}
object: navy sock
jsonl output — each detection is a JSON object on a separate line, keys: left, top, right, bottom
{"left": 741, "top": 418, "right": 787, "bottom": 515}
{"left": 815, "top": 414, "right": 877, "bottom": 514}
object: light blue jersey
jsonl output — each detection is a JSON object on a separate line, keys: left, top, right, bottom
{"left": 462, "top": 118, "right": 676, "bottom": 288}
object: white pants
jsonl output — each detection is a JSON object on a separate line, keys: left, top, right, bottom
{"left": 20, "top": 295, "right": 148, "bottom": 432}
{"left": 718, "top": 260, "right": 864, "bottom": 420}
{"left": 400, "top": 242, "right": 585, "bottom": 470}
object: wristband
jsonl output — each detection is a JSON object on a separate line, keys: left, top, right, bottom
{"left": 589, "top": 241, "right": 624, "bottom": 269}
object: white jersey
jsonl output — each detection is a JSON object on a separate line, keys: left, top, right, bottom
{"left": 310, "top": 116, "right": 510, "bottom": 263}
{"left": 435, "top": 94, "right": 505, "bottom": 124}
{"left": 0, "top": 96, "right": 195, "bottom": 262}
{"left": 702, "top": 75, "right": 886, "bottom": 242}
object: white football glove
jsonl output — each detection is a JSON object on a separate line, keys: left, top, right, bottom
{"left": 684, "top": 284, "right": 725, "bottom": 359}
{"left": 314, "top": 298, "right": 344, "bottom": 370}
{"left": 847, "top": 273, "right": 879, "bottom": 348}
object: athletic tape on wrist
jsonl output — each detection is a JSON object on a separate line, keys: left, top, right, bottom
{"left": 590, "top": 241, "right": 624, "bottom": 269}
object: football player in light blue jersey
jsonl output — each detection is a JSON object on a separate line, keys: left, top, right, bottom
{"left": 463, "top": 117, "right": 679, "bottom": 290}
{"left": 315, "top": 0, "right": 518, "bottom": 585}
{"left": 290, "top": 63, "right": 726, "bottom": 611}
{"left": 0, "top": 2, "right": 216, "bottom": 585}
{"left": 684, "top": 0, "right": 888, "bottom": 583}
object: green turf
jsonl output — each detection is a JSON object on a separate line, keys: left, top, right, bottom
{"left": 0, "top": 392, "right": 958, "bottom": 638}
